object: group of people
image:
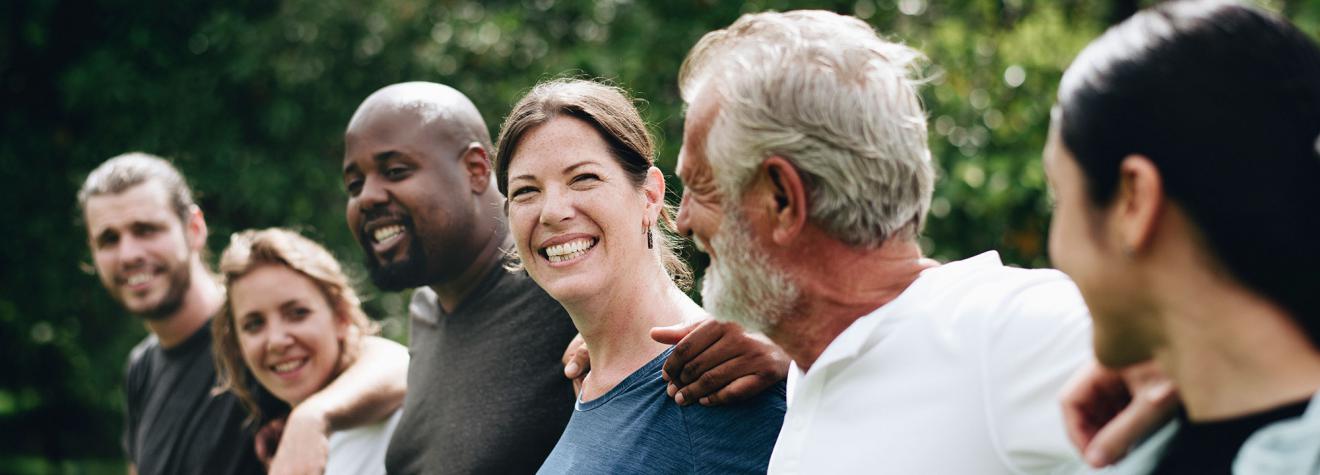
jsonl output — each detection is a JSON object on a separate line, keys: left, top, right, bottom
{"left": 77, "top": 1, "right": 1320, "bottom": 474}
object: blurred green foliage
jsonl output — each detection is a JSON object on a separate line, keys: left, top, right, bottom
{"left": 2, "top": 0, "right": 1317, "bottom": 469}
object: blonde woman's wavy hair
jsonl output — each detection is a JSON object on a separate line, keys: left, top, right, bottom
{"left": 212, "top": 228, "right": 378, "bottom": 424}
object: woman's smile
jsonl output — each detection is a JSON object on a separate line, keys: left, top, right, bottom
{"left": 541, "top": 236, "right": 599, "bottom": 265}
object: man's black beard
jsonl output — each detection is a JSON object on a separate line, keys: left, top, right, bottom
{"left": 363, "top": 237, "right": 432, "bottom": 292}
{"left": 138, "top": 262, "right": 192, "bottom": 321}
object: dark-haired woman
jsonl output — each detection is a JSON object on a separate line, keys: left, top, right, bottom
{"left": 1044, "top": 2, "right": 1320, "bottom": 473}
{"left": 494, "top": 78, "right": 786, "bottom": 474}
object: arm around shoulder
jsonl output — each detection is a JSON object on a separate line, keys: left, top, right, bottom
{"left": 300, "top": 335, "right": 408, "bottom": 430}
{"left": 268, "top": 336, "right": 408, "bottom": 474}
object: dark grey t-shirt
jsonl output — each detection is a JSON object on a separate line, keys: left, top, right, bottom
{"left": 385, "top": 264, "right": 579, "bottom": 474}
{"left": 122, "top": 321, "right": 267, "bottom": 475}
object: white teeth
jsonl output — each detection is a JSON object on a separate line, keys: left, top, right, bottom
{"left": 548, "top": 249, "right": 588, "bottom": 263}
{"left": 272, "top": 359, "right": 305, "bottom": 373}
{"left": 126, "top": 273, "right": 151, "bottom": 286}
{"left": 544, "top": 238, "right": 596, "bottom": 262}
{"left": 373, "top": 225, "right": 404, "bottom": 243}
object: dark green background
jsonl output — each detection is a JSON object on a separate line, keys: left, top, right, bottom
{"left": 3, "top": 0, "right": 1318, "bottom": 471}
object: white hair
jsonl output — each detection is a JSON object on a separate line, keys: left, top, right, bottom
{"left": 679, "top": 10, "right": 934, "bottom": 247}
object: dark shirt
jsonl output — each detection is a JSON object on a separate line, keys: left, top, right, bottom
{"left": 385, "top": 264, "right": 580, "bottom": 474}
{"left": 1152, "top": 398, "right": 1311, "bottom": 474}
{"left": 538, "top": 347, "right": 786, "bottom": 475}
{"left": 122, "top": 321, "right": 267, "bottom": 475}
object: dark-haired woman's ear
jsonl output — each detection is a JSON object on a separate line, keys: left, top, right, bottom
{"left": 643, "top": 166, "right": 666, "bottom": 221}
{"left": 1114, "top": 155, "right": 1164, "bottom": 256}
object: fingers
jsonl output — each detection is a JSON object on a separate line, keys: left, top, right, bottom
{"left": 1059, "top": 360, "right": 1128, "bottom": 459}
{"left": 695, "top": 374, "right": 775, "bottom": 406}
{"left": 650, "top": 319, "right": 703, "bottom": 345}
{"left": 1082, "top": 363, "right": 1177, "bottom": 467}
{"left": 1085, "top": 380, "right": 1176, "bottom": 467}
{"left": 660, "top": 320, "right": 726, "bottom": 384}
{"left": 254, "top": 417, "right": 286, "bottom": 467}
{"left": 1058, "top": 358, "right": 1179, "bottom": 468}
{"left": 671, "top": 356, "right": 738, "bottom": 405}
{"left": 571, "top": 375, "right": 584, "bottom": 397}
{"left": 675, "top": 357, "right": 781, "bottom": 406}
{"left": 564, "top": 346, "right": 590, "bottom": 380}
{"left": 562, "top": 334, "right": 589, "bottom": 380}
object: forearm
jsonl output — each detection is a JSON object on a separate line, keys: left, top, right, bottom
{"left": 293, "top": 336, "right": 408, "bottom": 431}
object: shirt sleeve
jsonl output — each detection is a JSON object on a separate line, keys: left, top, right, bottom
{"left": 683, "top": 382, "right": 788, "bottom": 475}
{"left": 980, "top": 275, "right": 1092, "bottom": 474}
{"left": 121, "top": 350, "right": 142, "bottom": 464}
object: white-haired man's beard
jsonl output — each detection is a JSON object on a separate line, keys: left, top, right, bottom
{"left": 700, "top": 209, "right": 799, "bottom": 334}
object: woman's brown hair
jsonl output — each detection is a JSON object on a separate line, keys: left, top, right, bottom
{"left": 493, "top": 78, "right": 692, "bottom": 289}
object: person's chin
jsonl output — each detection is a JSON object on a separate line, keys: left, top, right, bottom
{"left": 366, "top": 253, "right": 430, "bottom": 291}
{"left": 538, "top": 274, "right": 599, "bottom": 304}
{"left": 123, "top": 294, "right": 168, "bottom": 320}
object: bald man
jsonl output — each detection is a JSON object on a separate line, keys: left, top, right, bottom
{"left": 340, "top": 82, "right": 789, "bottom": 473}
{"left": 341, "top": 82, "right": 573, "bottom": 473}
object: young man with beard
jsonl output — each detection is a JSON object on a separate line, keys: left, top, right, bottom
{"left": 341, "top": 82, "right": 789, "bottom": 473}
{"left": 80, "top": 152, "right": 406, "bottom": 475}
{"left": 673, "top": 11, "right": 1093, "bottom": 474}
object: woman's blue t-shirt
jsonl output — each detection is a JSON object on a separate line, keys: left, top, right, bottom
{"left": 538, "top": 346, "right": 786, "bottom": 474}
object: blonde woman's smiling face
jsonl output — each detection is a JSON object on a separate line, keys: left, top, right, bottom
{"left": 230, "top": 264, "right": 347, "bottom": 405}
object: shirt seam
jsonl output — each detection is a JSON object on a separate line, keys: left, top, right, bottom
{"left": 978, "top": 282, "right": 1030, "bottom": 475}
{"left": 678, "top": 403, "right": 698, "bottom": 474}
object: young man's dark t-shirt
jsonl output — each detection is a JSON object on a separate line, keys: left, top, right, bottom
{"left": 1151, "top": 398, "right": 1311, "bottom": 474}
{"left": 122, "top": 320, "right": 274, "bottom": 475}
{"left": 385, "top": 261, "right": 579, "bottom": 474}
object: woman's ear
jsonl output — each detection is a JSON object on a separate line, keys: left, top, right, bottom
{"left": 1114, "top": 154, "right": 1165, "bottom": 254}
{"left": 332, "top": 299, "right": 353, "bottom": 341}
{"left": 643, "top": 166, "right": 666, "bottom": 225}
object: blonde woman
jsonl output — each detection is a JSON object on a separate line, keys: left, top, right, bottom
{"left": 213, "top": 228, "right": 405, "bottom": 474}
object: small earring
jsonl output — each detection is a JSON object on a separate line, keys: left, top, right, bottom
{"left": 647, "top": 228, "right": 654, "bottom": 249}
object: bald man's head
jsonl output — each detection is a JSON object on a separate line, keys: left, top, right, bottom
{"left": 341, "top": 82, "right": 500, "bottom": 291}
{"left": 346, "top": 82, "right": 492, "bottom": 153}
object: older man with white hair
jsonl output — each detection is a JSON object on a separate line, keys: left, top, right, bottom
{"left": 674, "top": 10, "right": 1092, "bottom": 474}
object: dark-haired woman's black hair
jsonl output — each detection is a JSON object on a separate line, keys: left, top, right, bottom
{"left": 1058, "top": 0, "right": 1320, "bottom": 342}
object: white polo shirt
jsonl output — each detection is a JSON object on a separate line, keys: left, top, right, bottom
{"left": 768, "top": 252, "right": 1091, "bottom": 475}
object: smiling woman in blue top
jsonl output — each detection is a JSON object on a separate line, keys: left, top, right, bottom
{"left": 493, "top": 78, "right": 786, "bottom": 474}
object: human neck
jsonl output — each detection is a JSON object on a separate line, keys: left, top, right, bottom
{"left": 429, "top": 209, "right": 508, "bottom": 313}
{"left": 148, "top": 261, "right": 224, "bottom": 349}
{"left": 767, "top": 236, "right": 937, "bottom": 372}
{"left": 1152, "top": 275, "right": 1320, "bottom": 422}
{"left": 567, "top": 262, "right": 698, "bottom": 399}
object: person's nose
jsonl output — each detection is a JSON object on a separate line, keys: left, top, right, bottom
{"left": 675, "top": 189, "right": 693, "bottom": 238}
{"left": 357, "top": 175, "right": 390, "bottom": 211}
{"left": 539, "top": 186, "right": 576, "bottom": 227}
{"left": 117, "top": 234, "right": 149, "bottom": 268}
{"left": 265, "top": 320, "right": 294, "bottom": 354}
